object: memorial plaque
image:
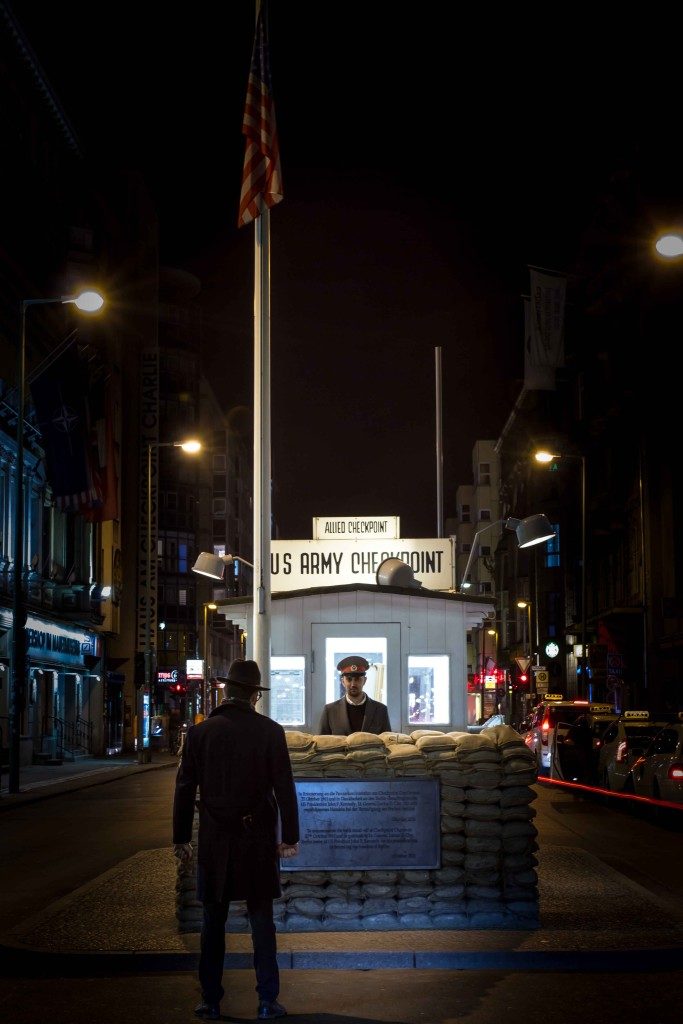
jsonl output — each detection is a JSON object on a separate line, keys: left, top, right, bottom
{"left": 281, "top": 778, "right": 441, "bottom": 871}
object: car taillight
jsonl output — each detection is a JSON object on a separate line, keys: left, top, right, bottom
{"left": 616, "top": 740, "right": 628, "bottom": 764}
{"left": 668, "top": 763, "right": 683, "bottom": 782}
{"left": 541, "top": 716, "right": 550, "bottom": 745}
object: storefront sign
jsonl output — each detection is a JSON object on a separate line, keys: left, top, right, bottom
{"left": 271, "top": 538, "right": 452, "bottom": 591}
{"left": 26, "top": 615, "right": 100, "bottom": 669}
{"left": 281, "top": 779, "right": 440, "bottom": 870}
{"left": 312, "top": 516, "right": 400, "bottom": 540}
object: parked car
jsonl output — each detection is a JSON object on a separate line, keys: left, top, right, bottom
{"left": 550, "top": 705, "right": 618, "bottom": 783}
{"left": 629, "top": 715, "right": 683, "bottom": 804}
{"left": 523, "top": 695, "right": 616, "bottom": 776}
{"left": 596, "top": 711, "right": 674, "bottom": 792}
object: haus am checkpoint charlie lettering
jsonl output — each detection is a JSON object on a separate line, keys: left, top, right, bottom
{"left": 270, "top": 517, "right": 453, "bottom": 592}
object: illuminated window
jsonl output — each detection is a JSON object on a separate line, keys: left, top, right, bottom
{"left": 325, "top": 637, "right": 387, "bottom": 705}
{"left": 271, "top": 656, "right": 305, "bottom": 727}
{"left": 545, "top": 525, "right": 560, "bottom": 568}
{"left": 408, "top": 656, "right": 449, "bottom": 725}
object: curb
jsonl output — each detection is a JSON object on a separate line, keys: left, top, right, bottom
{"left": 1, "top": 943, "right": 681, "bottom": 977}
{"left": 0, "top": 759, "right": 176, "bottom": 810}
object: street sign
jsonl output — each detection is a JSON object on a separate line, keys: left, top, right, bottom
{"left": 515, "top": 657, "right": 531, "bottom": 672}
{"left": 534, "top": 670, "right": 550, "bottom": 692}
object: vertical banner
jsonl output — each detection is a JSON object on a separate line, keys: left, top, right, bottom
{"left": 524, "top": 269, "right": 566, "bottom": 391}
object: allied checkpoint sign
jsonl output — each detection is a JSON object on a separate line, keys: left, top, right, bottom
{"left": 270, "top": 537, "right": 453, "bottom": 592}
{"left": 281, "top": 779, "right": 441, "bottom": 871}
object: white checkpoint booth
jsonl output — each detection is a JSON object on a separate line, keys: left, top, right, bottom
{"left": 213, "top": 581, "right": 493, "bottom": 735}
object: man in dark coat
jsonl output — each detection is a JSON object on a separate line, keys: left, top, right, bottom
{"left": 317, "top": 656, "right": 391, "bottom": 735}
{"left": 173, "top": 658, "right": 299, "bottom": 1021}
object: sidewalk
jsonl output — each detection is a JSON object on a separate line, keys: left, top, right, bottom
{"left": 2, "top": 753, "right": 683, "bottom": 976}
{"left": 0, "top": 750, "right": 178, "bottom": 806}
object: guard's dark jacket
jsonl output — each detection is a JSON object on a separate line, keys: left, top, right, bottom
{"left": 317, "top": 696, "right": 391, "bottom": 736}
{"left": 173, "top": 700, "right": 299, "bottom": 903}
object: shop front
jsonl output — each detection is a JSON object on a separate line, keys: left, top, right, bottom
{"left": 21, "top": 614, "right": 102, "bottom": 764}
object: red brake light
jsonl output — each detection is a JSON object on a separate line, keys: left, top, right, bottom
{"left": 668, "top": 763, "right": 683, "bottom": 782}
{"left": 541, "top": 715, "right": 550, "bottom": 745}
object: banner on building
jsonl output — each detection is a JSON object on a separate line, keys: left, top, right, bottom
{"left": 524, "top": 269, "right": 566, "bottom": 391}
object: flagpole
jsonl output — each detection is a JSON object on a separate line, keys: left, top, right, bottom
{"left": 253, "top": 208, "right": 271, "bottom": 705}
{"left": 239, "top": 0, "right": 279, "bottom": 697}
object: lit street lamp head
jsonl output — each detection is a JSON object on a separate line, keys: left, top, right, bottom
{"left": 655, "top": 233, "right": 683, "bottom": 258}
{"left": 64, "top": 289, "right": 105, "bottom": 312}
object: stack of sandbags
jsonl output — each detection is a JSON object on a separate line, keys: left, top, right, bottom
{"left": 308, "top": 734, "right": 349, "bottom": 776}
{"left": 284, "top": 731, "right": 320, "bottom": 777}
{"left": 413, "top": 731, "right": 458, "bottom": 762}
{"left": 384, "top": 740, "right": 427, "bottom": 776}
{"left": 177, "top": 727, "right": 540, "bottom": 933}
{"left": 345, "top": 732, "right": 387, "bottom": 776}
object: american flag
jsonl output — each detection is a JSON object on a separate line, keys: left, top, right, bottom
{"left": 238, "top": 2, "right": 282, "bottom": 228}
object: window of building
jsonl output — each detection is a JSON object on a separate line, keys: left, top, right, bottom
{"left": 480, "top": 545, "right": 491, "bottom": 556}
{"left": 213, "top": 498, "right": 227, "bottom": 516}
{"left": 270, "top": 656, "right": 305, "bottom": 727}
{"left": 545, "top": 525, "right": 560, "bottom": 568}
{"left": 461, "top": 542, "right": 471, "bottom": 554}
{"left": 408, "top": 655, "right": 449, "bottom": 725}
{"left": 480, "top": 581, "right": 492, "bottom": 594}
{"left": 480, "top": 509, "right": 491, "bottom": 521}
{"left": 179, "top": 589, "right": 187, "bottom": 606}
{"left": 212, "top": 454, "right": 226, "bottom": 472}
{"left": 178, "top": 542, "right": 188, "bottom": 574}
{"left": 478, "top": 463, "right": 491, "bottom": 485}
{"left": 461, "top": 504, "right": 471, "bottom": 523}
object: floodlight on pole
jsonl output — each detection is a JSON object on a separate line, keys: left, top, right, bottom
{"left": 458, "top": 514, "right": 556, "bottom": 594}
{"left": 9, "top": 289, "right": 105, "bottom": 793}
{"left": 192, "top": 551, "right": 255, "bottom": 581}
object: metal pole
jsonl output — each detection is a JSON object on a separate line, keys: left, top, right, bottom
{"left": 252, "top": 208, "right": 271, "bottom": 707}
{"left": 203, "top": 604, "right": 209, "bottom": 714}
{"left": 139, "top": 442, "right": 152, "bottom": 763}
{"left": 580, "top": 454, "right": 587, "bottom": 697}
{"left": 9, "top": 301, "right": 28, "bottom": 793}
{"left": 435, "top": 346, "right": 443, "bottom": 538}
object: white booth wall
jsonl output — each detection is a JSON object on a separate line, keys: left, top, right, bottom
{"left": 215, "top": 584, "right": 493, "bottom": 734}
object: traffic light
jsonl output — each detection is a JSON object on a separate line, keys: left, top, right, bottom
{"left": 514, "top": 671, "right": 529, "bottom": 689}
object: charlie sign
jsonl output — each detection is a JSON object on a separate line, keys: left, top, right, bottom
{"left": 270, "top": 538, "right": 452, "bottom": 592}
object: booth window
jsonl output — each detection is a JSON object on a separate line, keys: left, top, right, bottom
{"left": 408, "top": 655, "right": 449, "bottom": 725}
{"left": 325, "top": 637, "right": 387, "bottom": 706}
{"left": 270, "top": 656, "right": 305, "bottom": 727}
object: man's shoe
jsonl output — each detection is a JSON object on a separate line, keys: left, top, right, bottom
{"left": 195, "top": 1001, "right": 220, "bottom": 1020}
{"left": 257, "top": 1000, "right": 287, "bottom": 1019}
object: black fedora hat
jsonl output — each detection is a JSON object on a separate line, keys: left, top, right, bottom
{"left": 218, "top": 659, "right": 270, "bottom": 691}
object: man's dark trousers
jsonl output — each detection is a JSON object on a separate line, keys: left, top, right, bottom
{"left": 199, "top": 897, "right": 279, "bottom": 1004}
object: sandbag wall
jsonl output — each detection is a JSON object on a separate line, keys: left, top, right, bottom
{"left": 175, "top": 724, "right": 539, "bottom": 932}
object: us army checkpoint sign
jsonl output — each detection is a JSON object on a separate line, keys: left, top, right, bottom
{"left": 270, "top": 537, "right": 452, "bottom": 592}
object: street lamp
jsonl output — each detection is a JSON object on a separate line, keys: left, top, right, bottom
{"left": 654, "top": 233, "right": 683, "bottom": 258}
{"left": 9, "top": 290, "right": 105, "bottom": 793}
{"left": 203, "top": 601, "right": 217, "bottom": 714}
{"left": 192, "top": 551, "right": 255, "bottom": 580}
{"left": 139, "top": 438, "right": 201, "bottom": 764}
{"left": 516, "top": 599, "right": 532, "bottom": 656}
{"left": 458, "top": 513, "right": 556, "bottom": 593}
{"left": 534, "top": 448, "right": 587, "bottom": 694}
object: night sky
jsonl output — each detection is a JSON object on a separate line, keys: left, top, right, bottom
{"left": 12, "top": 2, "right": 675, "bottom": 540}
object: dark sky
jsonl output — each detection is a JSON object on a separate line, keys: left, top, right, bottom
{"left": 12, "top": 1, "right": 672, "bottom": 540}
